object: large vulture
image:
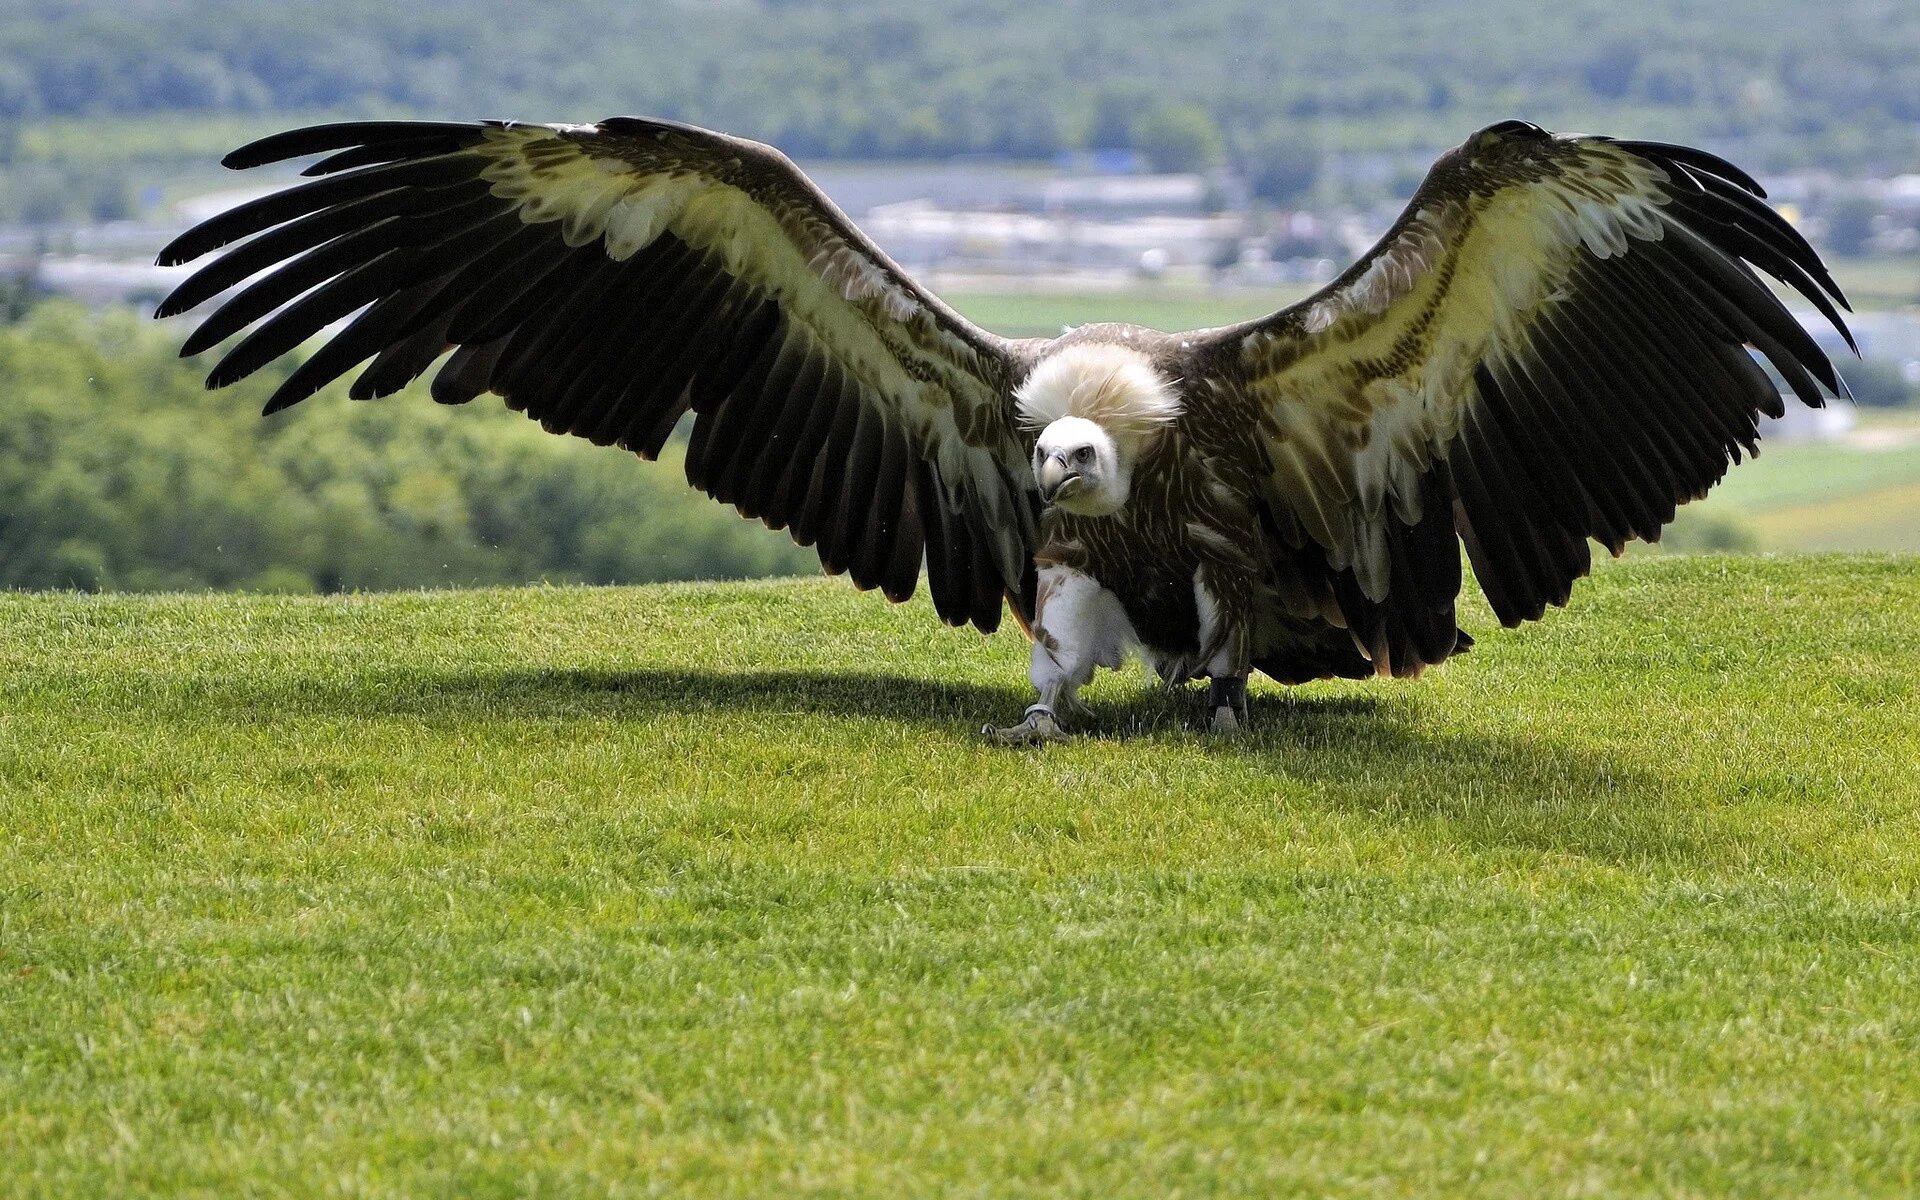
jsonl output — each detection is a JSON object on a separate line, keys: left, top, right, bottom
{"left": 157, "top": 117, "right": 1851, "bottom": 741}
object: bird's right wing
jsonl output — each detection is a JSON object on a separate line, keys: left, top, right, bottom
{"left": 1191, "top": 123, "right": 1851, "bottom": 672}
{"left": 158, "top": 118, "right": 1043, "bottom": 631}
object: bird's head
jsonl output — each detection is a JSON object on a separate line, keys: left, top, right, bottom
{"left": 1016, "top": 341, "right": 1182, "bottom": 518}
{"left": 1032, "top": 416, "right": 1126, "bottom": 515}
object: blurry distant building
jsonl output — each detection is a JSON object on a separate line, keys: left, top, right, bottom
{"left": 11, "top": 158, "right": 1919, "bottom": 382}
{"left": 860, "top": 196, "right": 1241, "bottom": 275}
{"left": 1759, "top": 403, "right": 1855, "bottom": 442}
{"left": 29, "top": 255, "right": 187, "bottom": 308}
{"left": 824, "top": 159, "right": 1241, "bottom": 277}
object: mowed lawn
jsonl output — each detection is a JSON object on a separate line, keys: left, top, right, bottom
{"left": 2, "top": 556, "right": 1918, "bottom": 1197}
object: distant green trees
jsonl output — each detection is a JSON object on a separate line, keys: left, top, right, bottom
{"left": 0, "top": 304, "right": 817, "bottom": 592}
{"left": 2, "top": 0, "right": 1918, "bottom": 214}
{"left": 1240, "top": 127, "right": 1322, "bottom": 205}
{"left": 1125, "top": 103, "right": 1226, "bottom": 174}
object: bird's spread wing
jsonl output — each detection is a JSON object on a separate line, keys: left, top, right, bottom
{"left": 158, "top": 118, "right": 1040, "bottom": 631}
{"left": 1193, "top": 121, "right": 1850, "bottom": 668}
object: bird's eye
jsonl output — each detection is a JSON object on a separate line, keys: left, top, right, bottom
{"left": 1074, "top": 446, "right": 1095, "bottom": 464}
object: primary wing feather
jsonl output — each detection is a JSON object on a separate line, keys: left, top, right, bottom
{"left": 158, "top": 117, "right": 1041, "bottom": 631}
{"left": 1194, "top": 121, "right": 1850, "bottom": 669}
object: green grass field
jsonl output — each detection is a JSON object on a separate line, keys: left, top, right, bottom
{"left": 942, "top": 256, "right": 1920, "bottom": 341}
{"left": 1687, "top": 411, "right": 1920, "bottom": 553}
{"left": 947, "top": 289, "right": 1315, "bottom": 339}
{"left": 1816, "top": 256, "right": 1920, "bottom": 311}
{"left": 3, "top": 556, "right": 1918, "bottom": 1196}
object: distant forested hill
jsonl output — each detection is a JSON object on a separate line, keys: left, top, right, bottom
{"left": 2, "top": 0, "right": 1917, "bottom": 174}
{"left": 0, "top": 303, "right": 818, "bottom": 593}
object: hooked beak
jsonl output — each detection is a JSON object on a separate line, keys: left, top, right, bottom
{"left": 1036, "top": 454, "right": 1082, "bottom": 505}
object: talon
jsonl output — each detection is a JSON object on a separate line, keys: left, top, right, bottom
{"left": 984, "top": 703, "right": 1067, "bottom": 747}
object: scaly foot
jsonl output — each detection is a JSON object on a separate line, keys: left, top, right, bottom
{"left": 983, "top": 704, "right": 1068, "bottom": 747}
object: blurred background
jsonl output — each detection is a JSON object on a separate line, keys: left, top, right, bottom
{"left": 1, "top": 0, "right": 1916, "bottom": 593}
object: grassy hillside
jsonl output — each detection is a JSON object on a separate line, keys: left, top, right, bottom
{"left": 2, "top": 556, "right": 1918, "bottom": 1197}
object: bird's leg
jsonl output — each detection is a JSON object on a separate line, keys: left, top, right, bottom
{"left": 984, "top": 566, "right": 1118, "bottom": 746}
{"left": 1195, "top": 570, "right": 1253, "bottom": 736}
{"left": 1206, "top": 674, "right": 1249, "bottom": 736}
{"left": 984, "top": 633, "right": 1083, "bottom": 747}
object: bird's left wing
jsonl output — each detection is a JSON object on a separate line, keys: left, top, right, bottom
{"left": 158, "top": 118, "right": 1041, "bottom": 632}
{"left": 1191, "top": 121, "right": 1851, "bottom": 667}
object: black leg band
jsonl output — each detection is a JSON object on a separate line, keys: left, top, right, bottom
{"left": 1207, "top": 675, "right": 1247, "bottom": 714}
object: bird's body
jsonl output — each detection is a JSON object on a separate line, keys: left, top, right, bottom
{"left": 1023, "top": 331, "right": 1371, "bottom": 679}
{"left": 998, "top": 329, "right": 1456, "bottom": 738}
{"left": 156, "top": 116, "right": 1852, "bottom": 740}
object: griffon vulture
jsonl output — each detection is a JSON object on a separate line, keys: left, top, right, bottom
{"left": 156, "top": 117, "right": 1851, "bottom": 741}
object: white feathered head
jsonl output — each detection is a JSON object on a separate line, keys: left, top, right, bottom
{"left": 1015, "top": 344, "right": 1182, "bottom": 516}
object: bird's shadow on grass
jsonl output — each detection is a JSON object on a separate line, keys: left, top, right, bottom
{"left": 372, "top": 665, "right": 1035, "bottom": 727}
{"left": 298, "top": 664, "right": 1696, "bottom": 868}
